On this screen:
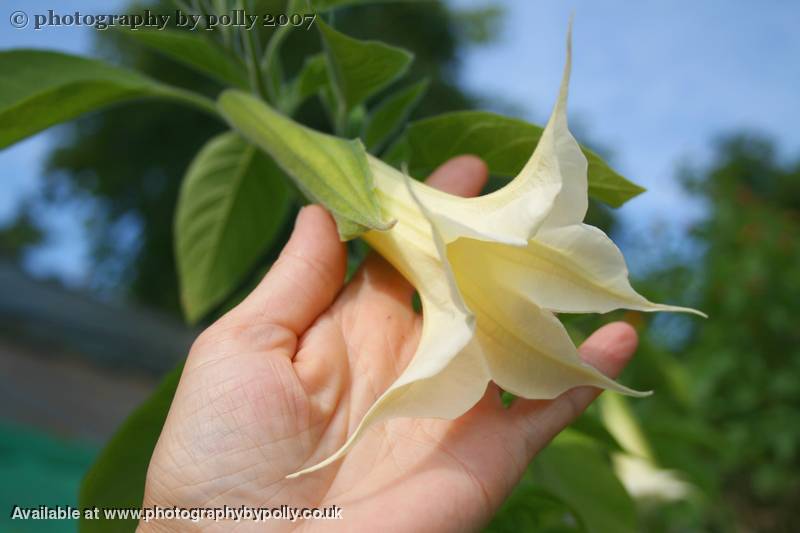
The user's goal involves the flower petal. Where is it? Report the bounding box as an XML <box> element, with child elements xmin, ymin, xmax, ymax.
<box><xmin>449</xmin><ymin>224</ymin><xmax>706</xmax><ymax>316</ymax></box>
<box><xmin>286</xmin><ymin>304</ymin><xmax>486</xmax><ymax>479</ymax></box>
<box><xmin>369</xmin><ymin>156</ymin><xmax>547</xmax><ymax>247</ymax></box>
<box><xmin>461</xmin><ymin>283</ymin><xmax>647</xmax><ymax>399</ymax></box>
<box><xmin>366</xmin><ymin>25</ymin><xmax>589</xmax><ymax>247</ymax></box>
<box><xmin>532</xmin><ymin>22</ymin><xmax>589</xmax><ymax>230</ymax></box>
<box><xmin>288</xmin><ymin>175</ymin><xmax>485</xmax><ymax>478</ymax></box>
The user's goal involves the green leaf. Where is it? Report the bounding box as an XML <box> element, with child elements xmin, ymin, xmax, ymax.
<box><xmin>394</xmin><ymin>111</ymin><xmax>645</xmax><ymax>207</ymax></box>
<box><xmin>118</xmin><ymin>29</ymin><xmax>249</xmax><ymax>89</ymax></box>
<box><xmin>218</xmin><ymin>90</ymin><xmax>393</xmax><ymax>240</ymax></box>
<box><xmin>317</xmin><ymin>19</ymin><xmax>413</xmax><ymax>112</ymax></box>
<box><xmin>533</xmin><ymin>429</ymin><xmax>637</xmax><ymax>533</ymax></box>
<box><xmin>570</xmin><ymin>409</ymin><xmax>624</xmax><ymax>452</ymax></box>
<box><xmin>0</xmin><ymin>50</ymin><xmax>216</xmax><ymax>149</ymax></box>
<box><xmin>282</xmin><ymin>53</ymin><xmax>329</xmax><ymax>113</ymax></box>
<box><xmin>363</xmin><ymin>79</ymin><xmax>428</xmax><ymax>153</ymax></box>
<box><xmin>79</xmin><ymin>365</ymin><xmax>182</xmax><ymax>533</ymax></box>
<box><xmin>175</xmin><ymin>132</ymin><xmax>292</xmax><ymax>323</ymax></box>
<box><xmin>583</xmin><ymin>154</ymin><xmax>647</xmax><ymax>209</ymax></box>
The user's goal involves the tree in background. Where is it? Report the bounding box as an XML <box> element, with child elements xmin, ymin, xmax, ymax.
<box><xmin>614</xmin><ymin>134</ymin><xmax>800</xmax><ymax>533</ymax></box>
<box><xmin>0</xmin><ymin>211</ymin><xmax>43</xmax><ymax>262</ymax></box>
<box><xmin>681</xmin><ymin>135</ymin><xmax>799</xmax><ymax>531</ymax></box>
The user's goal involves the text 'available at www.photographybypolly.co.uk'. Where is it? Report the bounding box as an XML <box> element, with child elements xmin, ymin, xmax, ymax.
<box><xmin>10</xmin><ymin>504</ymin><xmax>343</xmax><ymax>523</ymax></box>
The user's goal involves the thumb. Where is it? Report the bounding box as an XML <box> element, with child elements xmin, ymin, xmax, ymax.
<box><xmin>232</xmin><ymin>205</ymin><xmax>347</xmax><ymax>335</ymax></box>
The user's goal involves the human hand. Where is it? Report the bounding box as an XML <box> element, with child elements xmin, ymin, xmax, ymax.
<box><xmin>140</xmin><ymin>156</ymin><xmax>639</xmax><ymax>532</ymax></box>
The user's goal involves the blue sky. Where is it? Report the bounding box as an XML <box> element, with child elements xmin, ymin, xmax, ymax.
<box><xmin>1</xmin><ymin>0</ymin><xmax>799</xmax><ymax>285</ymax></box>
<box><xmin>1</xmin><ymin>0</ymin><xmax>129</xmax><ymax>283</ymax></box>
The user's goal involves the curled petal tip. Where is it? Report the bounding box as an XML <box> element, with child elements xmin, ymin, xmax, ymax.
<box><xmin>654</xmin><ymin>304</ymin><xmax>708</xmax><ymax>319</ymax></box>
<box><xmin>566</xmin><ymin>14</ymin><xmax>574</xmax><ymax>54</ymax></box>
<box><xmin>286</xmin><ymin>447</ymin><xmax>348</xmax><ymax>479</ymax></box>
<box><xmin>687</xmin><ymin>309</ymin><xmax>709</xmax><ymax>319</ymax></box>
<box><xmin>558</xmin><ymin>17</ymin><xmax>573</xmax><ymax>109</ymax></box>
<box><xmin>609</xmin><ymin>381</ymin><xmax>652</xmax><ymax>398</ymax></box>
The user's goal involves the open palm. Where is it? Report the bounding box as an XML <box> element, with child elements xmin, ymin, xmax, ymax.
<box><xmin>141</xmin><ymin>156</ymin><xmax>638</xmax><ymax>532</ymax></box>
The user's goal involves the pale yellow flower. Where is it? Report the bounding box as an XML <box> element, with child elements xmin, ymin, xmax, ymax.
<box><xmin>288</xmin><ymin>34</ymin><xmax>703</xmax><ymax>478</ymax></box>
<box><xmin>600</xmin><ymin>394</ymin><xmax>694</xmax><ymax>502</ymax></box>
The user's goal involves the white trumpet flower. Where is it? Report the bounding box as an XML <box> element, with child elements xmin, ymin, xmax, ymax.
<box><xmin>288</xmin><ymin>33</ymin><xmax>703</xmax><ymax>478</ymax></box>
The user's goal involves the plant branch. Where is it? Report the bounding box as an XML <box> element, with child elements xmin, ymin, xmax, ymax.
<box><xmin>262</xmin><ymin>25</ymin><xmax>292</xmax><ymax>103</ymax></box>
<box><xmin>154</xmin><ymin>85</ymin><xmax>220</xmax><ymax>117</ymax></box>
<box><xmin>238</xmin><ymin>2</ymin><xmax>268</xmax><ymax>101</ymax></box>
